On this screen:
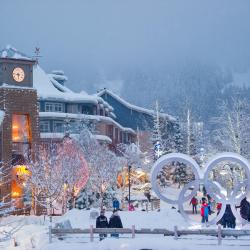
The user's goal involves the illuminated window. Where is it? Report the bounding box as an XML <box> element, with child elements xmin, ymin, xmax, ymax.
<box><xmin>12</xmin><ymin>114</ymin><xmax>31</xmax><ymax>143</ymax></box>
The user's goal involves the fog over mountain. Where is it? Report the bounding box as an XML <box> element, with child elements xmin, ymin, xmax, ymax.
<box><xmin>1</xmin><ymin>0</ymin><xmax>250</xmax><ymax>120</ymax></box>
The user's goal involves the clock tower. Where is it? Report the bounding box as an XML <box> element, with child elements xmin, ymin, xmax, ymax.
<box><xmin>0</xmin><ymin>46</ymin><xmax>34</xmax><ymax>88</ymax></box>
<box><xmin>0</xmin><ymin>46</ymin><xmax>40</xmax><ymax>209</ymax></box>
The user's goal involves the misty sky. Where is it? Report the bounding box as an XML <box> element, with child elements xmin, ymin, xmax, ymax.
<box><xmin>1</xmin><ymin>0</ymin><xmax>250</xmax><ymax>93</ymax></box>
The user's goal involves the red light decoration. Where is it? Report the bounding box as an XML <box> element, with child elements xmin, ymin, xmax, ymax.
<box><xmin>59</xmin><ymin>137</ymin><xmax>89</xmax><ymax>196</ymax></box>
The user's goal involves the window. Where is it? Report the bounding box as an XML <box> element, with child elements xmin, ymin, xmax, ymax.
<box><xmin>53</xmin><ymin>121</ymin><xmax>64</xmax><ymax>133</ymax></box>
<box><xmin>115</xmin><ymin>128</ymin><xmax>119</xmax><ymax>141</ymax></box>
<box><xmin>106</xmin><ymin>125</ymin><xmax>113</xmax><ymax>139</ymax></box>
<box><xmin>45</xmin><ymin>102</ymin><xmax>63</xmax><ymax>112</ymax></box>
<box><xmin>45</xmin><ymin>103</ymin><xmax>53</xmax><ymax>112</ymax></box>
<box><xmin>70</xmin><ymin>121</ymin><xmax>78</xmax><ymax>133</ymax></box>
<box><xmin>54</xmin><ymin>103</ymin><xmax>63</xmax><ymax>112</ymax></box>
<box><xmin>40</xmin><ymin>121</ymin><xmax>50</xmax><ymax>132</ymax></box>
<box><xmin>67</xmin><ymin>104</ymin><xmax>78</xmax><ymax>113</ymax></box>
<box><xmin>124</xmin><ymin>133</ymin><xmax>129</xmax><ymax>143</ymax></box>
<box><xmin>82</xmin><ymin>106</ymin><xmax>92</xmax><ymax>115</ymax></box>
<box><xmin>12</xmin><ymin>114</ymin><xmax>31</xmax><ymax>143</ymax></box>
<box><xmin>119</xmin><ymin>131</ymin><xmax>123</xmax><ymax>143</ymax></box>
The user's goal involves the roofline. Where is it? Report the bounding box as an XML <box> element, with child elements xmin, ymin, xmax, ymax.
<box><xmin>0</xmin><ymin>57</ymin><xmax>36</xmax><ymax>64</ymax></box>
<box><xmin>96</xmin><ymin>89</ymin><xmax>176</xmax><ymax>121</ymax></box>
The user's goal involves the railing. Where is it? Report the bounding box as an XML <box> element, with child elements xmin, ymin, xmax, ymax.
<box><xmin>50</xmin><ymin>225</ymin><xmax>250</xmax><ymax>245</ymax></box>
<box><xmin>127</xmin><ymin>198</ymin><xmax>160</xmax><ymax>211</ymax></box>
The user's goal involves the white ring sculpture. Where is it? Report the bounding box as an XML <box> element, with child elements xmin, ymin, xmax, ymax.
<box><xmin>151</xmin><ymin>152</ymin><xmax>250</xmax><ymax>225</ymax></box>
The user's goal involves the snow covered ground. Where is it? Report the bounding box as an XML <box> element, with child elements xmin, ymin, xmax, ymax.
<box><xmin>2</xmin><ymin>203</ymin><xmax>250</xmax><ymax>250</ymax></box>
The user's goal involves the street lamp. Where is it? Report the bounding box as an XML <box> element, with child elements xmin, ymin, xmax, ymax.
<box><xmin>128</xmin><ymin>165</ymin><xmax>132</xmax><ymax>207</ymax></box>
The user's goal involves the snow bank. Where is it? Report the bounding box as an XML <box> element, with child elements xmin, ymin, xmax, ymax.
<box><xmin>3</xmin><ymin>207</ymin><xmax>250</xmax><ymax>250</ymax></box>
<box><xmin>55</xmin><ymin>205</ymin><xmax>185</xmax><ymax>230</ymax></box>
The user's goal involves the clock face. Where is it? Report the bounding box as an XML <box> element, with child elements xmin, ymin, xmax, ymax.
<box><xmin>12</xmin><ymin>67</ymin><xmax>25</xmax><ymax>82</ymax></box>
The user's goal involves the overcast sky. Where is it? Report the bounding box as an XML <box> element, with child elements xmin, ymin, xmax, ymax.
<box><xmin>1</xmin><ymin>0</ymin><xmax>250</xmax><ymax>92</ymax></box>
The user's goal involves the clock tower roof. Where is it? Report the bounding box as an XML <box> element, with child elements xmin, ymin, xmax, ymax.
<box><xmin>0</xmin><ymin>45</ymin><xmax>33</xmax><ymax>61</ymax></box>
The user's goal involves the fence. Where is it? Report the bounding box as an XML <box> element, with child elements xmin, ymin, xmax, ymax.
<box><xmin>50</xmin><ymin>225</ymin><xmax>250</xmax><ymax>245</ymax></box>
<box><xmin>131</xmin><ymin>198</ymin><xmax>160</xmax><ymax>211</ymax></box>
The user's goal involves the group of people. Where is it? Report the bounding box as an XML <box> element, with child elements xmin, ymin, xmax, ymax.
<box><xmin>96</xmin><ymin>209</ymin><xmax>123</xmax><ymax>240</ymax></box>
<box><xmin>190</xmin><ymin>196</ymin><xmax>232</xmax><ymax>225</ymax></box>
<box><xmin>190</xmin><ymin>195</ymin><xmax>250</xmax><ymax>227</ymax></box>
<box><xmin>190</xmin><ymin>196</ymin><xmax>213</xmax><ymax>219</ymax></box>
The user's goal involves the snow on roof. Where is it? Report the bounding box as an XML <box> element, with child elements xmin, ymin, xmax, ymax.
<box><xmin>51</xmin><ymin>70</ymin><xmax>65</xmax><ymax>75</ymax></box>
<box><xmin>49</xmin><ymin>73</ymin><xmax>68</xmax><ymax>83</ymax></box>
<box><xmin>96</xmin><ymin>89</ymin><xmax>176</xmax><ymax>121</ymax></box>
<box><xmin>99</xmin><ymin>115</ymin><xmax>135</xmax><ymax>134</ymax></box>
<box><xmin>0</xmin><ymin>45</ymin><xmax>33</xmax><ymax>61</ymax></box>
<box><xmin>33</xmin><ymin>65</ymin><xmax>114</xmax><ymax>112</ymax></box>
<box><xmin>110</xmin><ymin>112</ymin><xmax>117</xmax><ymax>119</ymax></box>
<box><xmin>48</xmin><ymin>75</ymin><xmax>73</xmax><ymax>93</ymax></box>
<box><xmin>0</xmin><ymin>110</ymin><xmax>5</xmax><ymax>125</ymax></box>
<box><xmin>33</xmin><ymin>65</ymin><xmax>99</xmax><ymax>104</ymax></box>
<box><xmin>0</xmin><ymin>83</ymin><xmax>34</xmax><ymax>90</ymax></box>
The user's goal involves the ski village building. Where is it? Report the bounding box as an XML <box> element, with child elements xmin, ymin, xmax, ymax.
<box><xmin>0</xmin><ymin>46</ymin><xmax>176</xmax><ymax>211</ymax></box>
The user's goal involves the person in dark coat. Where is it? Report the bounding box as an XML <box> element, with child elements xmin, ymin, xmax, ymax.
<box><xmin>144</xmin><ymin>190</ymin><xmax>151</xmax><ymax>202</ymax></box>
<box><xmin>236</xmin><ymin>197</ymin><xmax>250</xmax><ymax>221</ymax></box>
<box><xmin>96</xmin><ymin>210</ymin><xmax>109</xmax><ymax>240</ymax></box>
<box><xmin>221</xmin><ymin>205</ymin><xmax>236</xmax><ymax>228</ymax></box>
<box><xmin>109</xmin><ymin>209</ymin><xmax>123</xmax><ymax>238</ymax></box>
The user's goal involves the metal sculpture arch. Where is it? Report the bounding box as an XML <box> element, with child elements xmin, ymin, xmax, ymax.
<box><xmin>151</xmin><ymin>152</ymin><xmax>250</xmax><ymax>226</ymax></box>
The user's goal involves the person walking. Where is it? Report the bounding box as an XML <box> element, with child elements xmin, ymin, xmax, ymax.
<box><xmin>144</xmin><ymin>190</ymin><xmax>151</xmax><ymax>202</ymax></box>
<box><xmin>113</xmin><ymin>198</ymin><xmax>120</xmax><ymax>210</ymax></box>
<box><xmin>96</xmin><ymin>210</ymin><xmax>109</xmax><ymax>241</ymax></box>
<box><xmin>190</xmin><ymin>196</ymin><xmax>198</xmax><ymax>214</ymax></box>
<box><xmin>109</xmin><ymin>209</ymin><xmax>123</xmax><ymax>238</ymax></box>
<box><xmin>201</xmin><ymin>198</ymin><xmax>209</xmax><ymax>224</ymax></box>
<box><xmin>221</xmin><ymin>205</ymin><xmax>236</xmax><ymax>228</ymax></box>
<box><xmin>216</xmin><ymin>203</ymin><xmax>222</xmax><ymax>215</ymax></box>
<box><xmin>216</xmin><ymin>202</ymin><xmax>223</xmax><ymax>225</ymax></box>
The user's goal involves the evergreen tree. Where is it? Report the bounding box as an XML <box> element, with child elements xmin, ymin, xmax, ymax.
<box><xmin>151</xmin><ymin>100</ymin><xmax>164</xmax><ymax>160</ymax></box>
<box><xmin>151</xmin><ymin>100</ymin><xmax>163</xmax><ymax>145</ymax></box>
<box><xmin>172</xmin><ymin>121</ymin><xmax>184</xmax><ymax>153</ymax></box>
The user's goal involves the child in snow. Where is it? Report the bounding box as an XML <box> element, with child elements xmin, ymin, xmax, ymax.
<box><xmin>201</xmin><ymin>198</ymin><xmax>209</xmax><ymax>223</ymax></box>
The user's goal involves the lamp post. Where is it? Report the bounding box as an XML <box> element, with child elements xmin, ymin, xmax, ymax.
<box><xmin>128</xmin><ymin>165</ymin><xmax>132</xmax><ymax>207</ymax></box>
